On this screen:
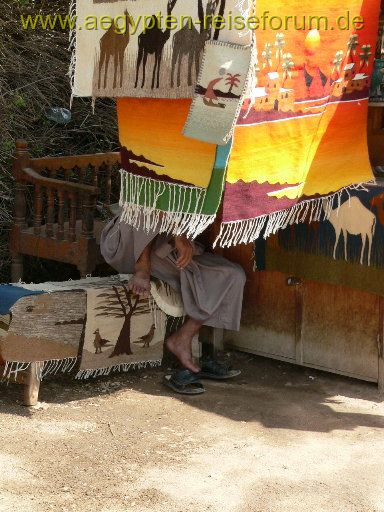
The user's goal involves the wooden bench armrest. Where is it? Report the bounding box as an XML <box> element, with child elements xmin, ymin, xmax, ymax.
<box><xmin>30</xmin><ymin>152</ymin><xmax>121</xmax><ymax>171</ymax></box>
<box><xmin>21</xmin><ymin>167</ymin><xmax>99</xmax><ymax>196</ymax></box>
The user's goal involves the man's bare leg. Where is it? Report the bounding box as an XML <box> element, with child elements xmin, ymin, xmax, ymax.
<box><xmin>166</xmin><ymin>318</ymin><xmax>202</xmax><ymax>373</ymax></box>
<box><xmin>127</xmin><ymin>242</ymin><xmax>152</xmax><ymax>297</ymax></box>
<box><xmin>129</xmin><ymin>235</ymin><xmax>200</xmax><ymax>372</ymax></box>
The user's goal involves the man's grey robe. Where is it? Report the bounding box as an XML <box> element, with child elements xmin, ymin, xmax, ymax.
<box><xmin>100</xmin><ymin>215</ymin><xmax>246</xmax><ymax>331</ymax></box>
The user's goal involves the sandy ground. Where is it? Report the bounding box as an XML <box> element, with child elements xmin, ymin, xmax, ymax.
<box><xmin>1</xmin><ymin>352</ymin><xmax>384</xmax><ymax>512</ymax></box>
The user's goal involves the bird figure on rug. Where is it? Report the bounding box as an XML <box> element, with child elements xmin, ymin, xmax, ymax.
<box><xmin>134</xmin><ymin>324</ymin><xmax>156</xmax><ymax>348</ymax></box>
<box><xmin>93</xmin><ymin>328</ymin><xmax>112</xmax><ymax>354</ymax></box>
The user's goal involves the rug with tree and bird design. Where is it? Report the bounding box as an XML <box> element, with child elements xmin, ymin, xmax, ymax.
<box><xmin>0</xmin><ymin>276</ymin><xmax>184</xmax><ymax>382</ymax></box>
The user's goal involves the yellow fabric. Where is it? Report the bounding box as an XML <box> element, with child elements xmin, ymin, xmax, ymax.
<box><xmin>117</xmin><ymin>98</ymin><xmax>217</xmax><ymax>188</ymax></box>
<box><xmin>226</xmin><ymin>0</ymin><xmax>378</xmax><ymax>197</ymax></box>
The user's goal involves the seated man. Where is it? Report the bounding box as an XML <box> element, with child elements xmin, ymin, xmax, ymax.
<box><xmin>100</xmin><ymin>214</ymin><xmax>246</xmax><ymax>380</ymax></box>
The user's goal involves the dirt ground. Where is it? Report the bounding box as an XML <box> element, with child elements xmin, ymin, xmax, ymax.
<box><xmin>1</xmin><ymin>352</ymin><xmax>384</xmax><ymax>512</ymax></box>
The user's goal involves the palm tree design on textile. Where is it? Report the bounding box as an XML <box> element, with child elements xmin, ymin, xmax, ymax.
<box><xmin>346</xmin><ymin>34</ymin><xmax>359</xmax><ymax>63</ymax></box>
<box><xmin>282</xmin><ymin>53</ymin><xmax>294</xmax><ymax>86</ymax></box>
<box><xmin>241</xmin><ymin>29</ymin><xmax>375</xmax><ymax>124</ymax></box>
<box><xmin>332</xmin><ymin>50</ymin><xmax>344</xmax><ymax>77</ymax></box>
<box><xmin>275</xmin><ymin>33</ymin><xmax>285</xmax><ymax>68</ymax></box>
<box><xmin>331</xmin><ymin>35</ymin><xmax>372</xmax><ymax>98</ymax></box>
<box><xmin>359</xmin><ymin>44</ymin><xmax>372</xmax><ymax>71</ymax></box>
<box><xmin>95</xmin><ymin>285</ymin><xmax>151</xmax><ymax>358</ymax></box>
<box><xmin>226</xmin><ymin>73</ymin><xmax>241</xmax><ymax>93</ymax></box>
<box><xmin>261</xmin><ymin>43</ymin><xmax>273</xmax><ymax>71</ymax></box>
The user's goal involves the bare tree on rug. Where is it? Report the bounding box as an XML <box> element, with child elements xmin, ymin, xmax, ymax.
<box><xmin>95</xmin><ymin>286</ymin><xmax>150</xmax><ymax>357</ymax></box>
<box><xmin>135</xmin><ymin>0</ymin><xmax>178</xmax><ymax>89</ymax></box>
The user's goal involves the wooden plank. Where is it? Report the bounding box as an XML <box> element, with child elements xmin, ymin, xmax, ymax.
<box><xmin>294</xmin><ymin>281</ymin><xmax>304</xmax><ymax>364</ymax></box>
<box><xmin>23</xmin><ymin>363</ymin><xmax>43</xmax><ymax>407</ymax></box>
<box><xmin>378</xmin><ymin>297</ymin><xmax>384</xmax><ymax>393</ymax></box>
<box><xmin>301</xmin><ymin>281</ymin><xmax>379</xmax><ymax>381</ymax></box>
<box><xmin>239</xmin><ymin>271</ymin><xmax>296</xmax><ymax>359</ymax></box>
<box><xmin>31</xmin><ymin>152</ymin><xmax>120</xmax><ymax>171</ymax></box>
<box><xmin>199</xmin><ymin>326</ymin><xmax>224</xmax><ymax>355</ymax></box>
<box><xmin>221</xmin><ymin>245</ymin><xmax>296</xmax><ymax>359</ymax></box>
<box><xmin>224</xmin><ymin>345</ymin><xmax>378</xmax><ymax>383</ymax></box>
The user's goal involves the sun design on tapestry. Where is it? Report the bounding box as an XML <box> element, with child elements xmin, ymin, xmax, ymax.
<box><xmin>240</xmin><ymin>30</ymin><xmax>373</xmax><ymax>125</ymax></box>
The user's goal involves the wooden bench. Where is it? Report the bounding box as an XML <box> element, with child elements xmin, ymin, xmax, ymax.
<box><xmin>10</xmin><ymin>140</ymin><xmax>121</xmax><ymax>281</ymax></box>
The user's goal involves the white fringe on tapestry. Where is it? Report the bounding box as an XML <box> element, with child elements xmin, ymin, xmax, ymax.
<box><xmin>75</xmin><ymin>360</ymin><xmax>162</xmax><ymax>380</ymax></box>
<box><xmin>68</xmin><ymin>0</ymin><xmax>77</xmax><ymax>108</ymax></box>
<box><xmin>2</xmin><ymin>357</ymin><xmax>78</xmax><ymax>383</ymax></box>
<box><xmin>119</xmin><ymin>170</ymin><xmax>217</xmax><ymax>239</ymax></box>
<box><xmin>214</xmin><ymin>181</ymin><xmax>376</xmax><ymax>248</ymax></box>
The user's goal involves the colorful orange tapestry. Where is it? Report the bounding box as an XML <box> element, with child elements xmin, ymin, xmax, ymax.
<box><xmin>110</xmin><ymin>0</ymin><xmax>381</xmax><ymax>245</ymax></box>
<box><xmin>216</xmin><ymin>0</ymin><xmax>381</xmax><ymax>245</ymax></box>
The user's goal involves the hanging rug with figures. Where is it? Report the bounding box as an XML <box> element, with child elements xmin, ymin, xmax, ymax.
<box><xmin>71</xmin><ymin>0</ymin><xmax>380</xmax><ymax>247</ymax></box>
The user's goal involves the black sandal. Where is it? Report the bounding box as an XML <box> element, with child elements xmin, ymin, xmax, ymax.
<box><xmin>163</xmin><ymin>369</ymin><xmax>205</xmax><ymax>395</ymax></box>
<box><xmin>196</xmin><ymin>358</ymin><xmax>241</xmax><ymax>380</ymax></box>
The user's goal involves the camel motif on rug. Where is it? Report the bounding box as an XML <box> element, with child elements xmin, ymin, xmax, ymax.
<box><xmin>71</xmin><ymin>0</ymin><xmax>253</xmax><ymax>99</ymax></box>
<box><xmin>277</xmin><ymin>185</ymin><xmax>384</xmax><ymax>269</ymax></box>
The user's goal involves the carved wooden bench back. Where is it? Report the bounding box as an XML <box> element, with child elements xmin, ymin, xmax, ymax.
<box><xmin>11</xmin><ymin>140</ymin><xmax>121</xmax><ymax>280</ymax></box>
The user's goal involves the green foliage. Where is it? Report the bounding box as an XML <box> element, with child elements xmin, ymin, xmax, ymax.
<box><xmin>0</xmin><ymin>0</ymin><xmax>119</xmax><ymax>283</ymax></box>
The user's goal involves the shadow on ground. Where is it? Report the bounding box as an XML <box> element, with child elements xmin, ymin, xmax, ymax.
<box><xmin>1</xmin><ymin>351</ymin><xmax>383</xmax><ymax>433</ymax></box>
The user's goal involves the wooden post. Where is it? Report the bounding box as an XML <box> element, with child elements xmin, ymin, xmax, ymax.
<box><xmin>81</xmin><ymin>194</ymin><xmax>95</xmax><ymax>239</ymax></box>
<box><xmin>199</xmin><ymin>326</ymin><xmax>224</xmax><ymax>357</ymax></box>
<box><xmin>33</xmin><ymin>184</ymin><xmax>43</xmax><ymax>235</ymax></box>
<box><xmin>11</xmin><ymin>140</ymin><xmax>30</xmax><ymax>282</ymax></box>
<box><xmin>13</xmin><ymin>140</ymin><xmax>29</xmax><ymax>225</ymax></box>
<box><xmin>11</xmin><ymin>255</ymin><xmax>24</xmax><ymax>283</ymax></box>
<box><xmin>46</xmin><ymin>188</ymin><xmax>54</xmax><ymax>238</ymax></box>
<box><xmin>23</xmin><ymin>363</ymin><xmax>43</xmax><ymax>406</ymax></box>
<box><xmin>68</xmin><ymin>193</ymin><xmax>77</xmax><ymax>242</ymax></box>
<box><xmin>57</xmin><ymin>190</ymin><xmax>65</xmax><ymax>240</ymax></box>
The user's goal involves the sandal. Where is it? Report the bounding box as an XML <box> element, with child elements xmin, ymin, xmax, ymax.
<box><xmin>196</xmin><ymin>358</ymin><xmax>241</xmax><ymax>380</ymax></box>
<box><xmin>163</xmin><ymin>369</ymin><xmax>205</xmax><ymax>395</ymax></box>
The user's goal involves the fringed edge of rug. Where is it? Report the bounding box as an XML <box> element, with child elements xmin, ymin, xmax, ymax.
<box><xmin>75</xmin><ymin>359</ymin><xmax>162</xmax><ymax>380</ymax></box>
<box><xmin>68</xmin><ymin>0</ymin><xmax>77</xmax><ymax>107</ymax></box>
<box><xmin>119</xmin><ymin>170</ymin><xmax>216</xmax><ymax>239</ymax></box>
<box><xmin>214</xmin><ymin>181</ymin><xmax>376</xmax><ymax>248</ymax></box>
<box><xmin>1</xmin><ymin>357</ymin><xmax>78</xmax><ymax>383</ymax></box>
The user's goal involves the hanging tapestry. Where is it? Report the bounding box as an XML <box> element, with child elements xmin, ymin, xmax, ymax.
<box><xmin>117</xmin><ymin>98</ymin><xmax>232</xmax><ymax>238</ymax></box>
<box><xmin>183</xmin><ymin>40</ymin><xmax>254</xmax><ymax>145</ymax></box>
<box><xmin>117</xmin><ymin>0</ymin><xmax>380</xmax><ymax>245</ymax></box>
<box><xmin>70</xmin><ymin>0</ymin><xmax>253</xmax><ymax>99</ymax></box>
<box><xmin>265</xmin><ymin>183</ymin><xmax>384</xmax><ymax>295</ymax></box>
<box><xmin>215</xmin><ymin>0</ymin><xmax>381</xmax><ymax>246</ymax></box>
